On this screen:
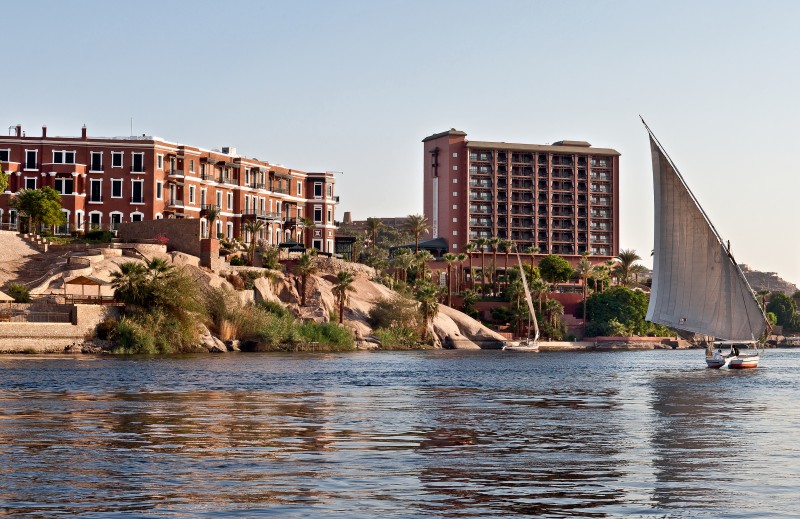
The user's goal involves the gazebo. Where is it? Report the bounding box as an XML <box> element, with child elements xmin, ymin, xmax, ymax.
<box><xmin>0</xmin><ymin>290</ymin><xmax>14</xmax><ymax>322</ymax></box>
<box><xmin>63</xmin><ymin>275</ymin><xmax>114</xmax><ymax>304</ymax></box>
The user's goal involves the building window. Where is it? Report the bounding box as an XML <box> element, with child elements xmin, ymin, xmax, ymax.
<box><xmin>157</xmin><ymin>154</ymin><xmax>164</xmax><ymax>170</ymax></box>
<box><xmin>111</xmin><ymin>179</ymin><xmax>123</xmax><ymax>198</ymax></box>
<box><xmin>216</xmin><ymin>191</ymin><xmax>222</xmax><ymax>208</ymax></box>
<box><xmin>132</xmin><ymin>153</ymin><xmax>145</xmax><ymax>173</ymax></box>
<box><xmin>453</xmin><ymin>178</ymin><xmax>458</xmax><ymax>184</ymax></box>
<box><xmin>131</xmin><ymin>180</ymin><xmax>144</xmax><ymax>204</ymax></box>
<box><xmin>452</xmin><ymin>152</ymin><xmax>458</xmax><ymax>158</ymax></box>
<box><xmin>54</xmin><ymin>178</ymin><xmax>74</xmax><ymax>195</ymax></box>
<box><xmin>90</xmin><ymin>152</ymin><xmax>103</xmax><ymax>172</ymax></box>
<box><xmin>52</xmin><ymin>151</ymin><xmax>76</xmax><ymax>164</ymax></box>
<box><xmin>156</xmin><ymin>181</ymin><xmax>163</xmax><ymax>200</ymax></box>
<box><xmin>112</xmin><ymin>152</ymin><xmax>123</xmax><ymax>168</ymax></box>
<box><xmin>327</xmin><ymin>184</ymin><xmax>332</xmax><ymax>198</ymax></box>
<box><xmin>0</xmin><ymin>149</ymin><xmax>9</xmax><ymax>162</ymax></box>
<box><xmin>452</xmin><ymin>243</ymin><xmax>458</xmax><ymax>249</ymax></box>
<box><xmin>90</xmin><ymin>179</ymin><xmax>102</xmax><ymax>202</ymax></box>
<box><xmin>227</xmin><ymin>193</ymin><xmax>233</xmax><ymax>210</ymax></box>
<box><xmin>200</xmin><ymin>188</ymin><xmax>206</xmax><ymax>206</ymax></box>
<box><xmin>452</xmin><ymin>217</ymin><xmax>458</xmax><ymax>222</ymax></box>
<box><xmin>297</xmin><ymin>181</ymin><xmax>302</xmax><ymax>196</ymax></box>
<box><xmin>453</xmin><ymin>204</ymin><xmax>458</xmax><ymax>209</ymax></box>
<box><xmin>313</xmin><ymin>206</ymin><xmax>323</xmax><ymax>223</ymax></box>
<box><xmin>24</xmin><ymin>177</ymin><xmax>37</xmax><ymax>190</ymax></box>
<box><xmin>453</xmin><ymin>230</ymin><xmax>458</xmax><ymax>235</ymax></box>
<box><xmin>453</xmin><ymin>191</ymin><xmax>458</xmax><ymax>196</ymax></box>
<box><xmin>226</xmin><ymin>222</ymin><xmax>233</xmax><ymax>240</ymax></box>
<box><xmin>24</xmin><ymin>150</ymin><xmax>38</xmax><ymax>170</ymax></box>
<box><xmin>453</xmin><ymin>165</ymin><xmax>458</xmax><ymax>171</ymax></box>
<box><xmin>110</xmin><ymin>212</ymin><xmax>123</xmax><ymax>231</ymax></box>
<box><xmin>314</xmin><ymin>183</ymin><xmax>323</xmax><ymax>198</ymax></box>
<box><xmin>131</xmin><ymin>212</ymin><xmax>143</xmax><ymax>222</ymax></box>
<box><xmin>89</xmin><ymin>211</ymin><xmax>102</xmax><ymax>229</ymax></box>
<box><xmin>327</xmin><ymin>207</ymin><xmax>332</xmax><ymax>222</ymax></box>
<box><xmin>189</xmin><ymin>186</ymin><xmax>196</xmax><ymax>204</ymax></box>
<box><xmin>189</xmin><ymin>160</ymin><xmax>195</xmax><ymax>173</ymax></box>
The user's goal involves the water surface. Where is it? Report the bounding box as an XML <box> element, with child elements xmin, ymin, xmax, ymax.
<box><xmin>1</xmin><ymin>349</ymin><xmax>799</xmax><ymax>518</ymax></box>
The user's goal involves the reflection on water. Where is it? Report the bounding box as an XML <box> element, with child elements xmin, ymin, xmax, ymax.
<box><xmin>1</xmin><ymin>350</ymin><xmax>800</xmax><ymax>517</ymax></box>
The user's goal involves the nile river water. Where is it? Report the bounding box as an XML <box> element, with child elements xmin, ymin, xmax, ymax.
<box><xmin>1</xmin><ymin>349</ymin><xmax>800</xmax><ymax>518</ymax></box>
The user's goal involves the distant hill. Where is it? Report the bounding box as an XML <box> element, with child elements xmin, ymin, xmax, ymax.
<box><xmin>739</xmin><ymin>265</ymin><xmax>798</xmax><ymax>295</ymax></box>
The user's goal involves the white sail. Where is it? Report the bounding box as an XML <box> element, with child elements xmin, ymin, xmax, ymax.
<box><xmin>517</xmin><ymin>254</ymin><xmax>540</xmax><ymax>342</ymax></box>
<box><xmin>646</xmin><ymin>131</ymin><xmax>766</xmax><ymax>341</ymax></box>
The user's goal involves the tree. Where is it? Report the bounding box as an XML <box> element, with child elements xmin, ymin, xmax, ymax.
<box><xmin>414</xmin><ymin>281</ymin><xmax>442</xmax><ymax>342</ymax></box>
<box><xmin>391</xmin><ymin>247</ymin><xmax>414</xmax><ymax>284</ymax></box>
<box><xmin>538</xmin><ymin>254</ymin><xmax>574</xmax><ymax>294</ymax></box>
<box><xmin>501</xmin><ymin>239</ymin><xmax>515</xmax><ymax>291</ymax></box>
<box><xmin>405</xmin><ymin>214</ymin><xmax>429</xmax><ymax>253</ymax></box>
<box><xmin>488</xmin><ymin>237</ymin><xmax>501</xmax><ymax>295</ymax></box>
<box><xmin>463</xmin><ymin>242</ymin><xmax>476</xmax><ymax>290</ymax></box>
<box><xmin>203</xmin><ymin>206</ymin><xmax>221</xmax><ymax>238</ymax></box>
<box><xmin>524</xmin><ymin>246</ymin><xmax>539</xmax><ymax>279</ymax></box>
<box><xmin>293</xmin><ymin>253</ymin><xmax>318</xmax><ymax>306</ymax></box>
<box><xmin>442</xmin><ymin>253</ymin><xmax>457</xmax><ymax>306</ymax></box>
<box><xmin>300</xmin><ymin>218</ymin><xmax>316</xmax><ymax>248</ymax></box>
<box><xmin>455</xmin><ymin>253</ymin><xmax>467</xmax><ymax>292</ymax></box>
<box><xmin>630</xmin><ymin>264</ymin><xmax>648</xmax><ymax>285</ymax></box>
<box><xmin>12</xmin><ymin>187</ymin><xmax>65</xmax><ymax>234</ymax></box>
<box><xmin>575</xmin><ymin>253</ymin><xmax>595</xmax><ymax>337</ymax></box>
<box><xmin>243</xmin><ymin>219</ymin><xmax>265</xmax><ymax>265</ymax></box>
<box><xmin>584</xmin><ymin>286</ymin><xmax>662</xmax><ymax>337</ymax></box>
<box><xmin>365</xmin><ymin>218</ymin><xmax>383</xmax><ymax>251</ymax></box>
<box><xmin>414</xmin><ymin>250</ymin><xmax>435</xmax><ymax>282</ymax></box>
<box><xmin>332</xmin><ymin>270</ymin><xmax>356</xmax><ymax>324</ymax></box>
<box><xmin>544</xmin><ymin>298</ymin><xmax>565</xmax><ymax>337</ymax></box>
<box><xmin>613</xmin><ymin>249</ymin><xmax>642</xmax><ymax>287</ymax></box>
<box><xmin>0</xmin><ymin>162</ymin><xmax>8</xmax><ymax>194</ymax></box>
<box><xmin>475</xmin><ymin>237</ymin><xmax>488</xmax><ymax>294</ymax></box>
<box><xmin>530</xmin><ymin>277</ymin><xmax>548</xmax><ymax>313</ymax></box>
<box><xmin>766</xmin><ymin>292</ymin><xmax>799</xmax><ymax>332</ymax></box>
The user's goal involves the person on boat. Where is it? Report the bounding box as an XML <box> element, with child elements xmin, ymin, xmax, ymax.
<box><xmin>732</xmin><ymin>345</ymin><xmax>740</xmax><ymax>357</ymax></box>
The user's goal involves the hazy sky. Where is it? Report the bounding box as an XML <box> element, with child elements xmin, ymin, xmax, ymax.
<box><xmin>3</xmin><ymin>1</ymin><xmax>798</xmax><ymax>284</ymax></box>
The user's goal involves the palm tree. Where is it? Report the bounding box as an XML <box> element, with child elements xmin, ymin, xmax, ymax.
<box><xmin>455</xmin><ymin>252</ymin><xmax>467</xmax><ymax>292</ymax></box>
<box><xmin>442</xmin><ymin>252</ymin><xmax>457</xmax><ymax>306</ymax></box>
<box><xmin>501</xmin><ymin>239</ymin><xmax>515</xmax><ymax>292</ymax></box>
<box><xmin>365</xmin><ymin>217</ymin><xmax>382</xmax><ymax>251</ymax></box>
<box><xmin>203</xmin><ymin>206</ymin><xmax>221</xmax><ymax>239</ymax></box>
<box><xmin>415</xmin><ymin>281</ymin><xmax>442</xmax><ymax>342</ymax></box>
<box><xmin>405</xmin><ymin>214</ymin><xmax>429</xmax><ymax>253</ymax></box>
<box><xmin>392</xmin><ymin>248</ymin><xmax>414</xmax><ymax>284</ymax></box>
<box><xmin>545</xmin><ymin>298</ymin><xmax>565</xmax><ymax>336</ymax></box>
<box><xmin>575</xmin><ymin>253</ymin><xmax>594</xmax><ymax>337</ymax></box>
<box><xmin>630</xmin><ymin>264</ymin><xmax>648</xmax><ymax>286</ymax></box>
<box><xmin>110</xmin><ymin>262</ymin><xmax>148</xmax><ymax>306</ymax></box>
<box><xmin>332</xmin><ymin>270</ymin><xmax>356</xmax><ymax>324</ymax></box>
<box><xmin>415</xmin><ymin>250</ymin><xmax>435</xmax><ymax>282</ymax></box>
<box><xmin>462</xmin><ymin>242</ymin><xmax>476</xmax><ymax>290</ymax></box>
<box><xmin>488</xmin><ymin>237</ymin><xmax>501</xmax><ymax>295</ymax></box>
<box><xmin>613</xmin><ymin>249</ymin><xmax>641</xmax><ymax>286</ymax></box>
<box><xmin>292</xmin><ymin>253</ymin><xmax>318</xmax><ymax>306</ymax></box>
<box><xmin>475</xmin><ymin>237</ymin><xmax>488</xmax><ymax>294</ymax></box>
<box><xmin>524</xmin><ymin>246</ymin><xmax>539</xmax><ymax>277</ymax></box>
<box><xmin>530</xmin><ymin>277</ymin><xmax>548</xmax><ymax>313</ymax></box>
<box><xmin>243</xmin><ymin>220</ymin><xmax>266</xmax><ymax>265</ymax></box>
<box><xmin>299</xmin><ymin>218</ymin><xmax>315</xmax><ymax>248</ymax></box>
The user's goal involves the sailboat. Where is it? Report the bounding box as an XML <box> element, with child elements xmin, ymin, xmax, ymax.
<box><xmin>503</xmin><ymin>254</ymin><xmax>540</xmax><ymax>352</ymax></box>
<box><xmin>643</xmin><ymin>119</ymin><xmax>768</xmax><ymax>369</ymax></box>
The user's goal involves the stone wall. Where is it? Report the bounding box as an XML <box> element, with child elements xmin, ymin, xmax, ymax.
<box><xmin>119</xmin><ymin>219</ymin><xmax>202</xmax><ymax>258</ymax></box>
<box><xmin>0</xmin><ymin>304</ymin><xmax>119</xmax><ymax>353</ymax></box>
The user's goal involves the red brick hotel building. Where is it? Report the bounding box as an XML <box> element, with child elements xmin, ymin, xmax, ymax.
<box><xmin>423</xmin><ymin>129</ymin><xmax>620</xmax><ymax>261</ymax></box>
<box><xmin>0</xmin><ymin>125</ymin><xmax>339</xmax><ymax>253</ymax></box>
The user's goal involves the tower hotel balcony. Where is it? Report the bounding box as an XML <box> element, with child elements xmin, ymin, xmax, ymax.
<box><xmin>423</xmin><ymin>128</ymin><xmax>620</xmax><ymax>261</ymax></box>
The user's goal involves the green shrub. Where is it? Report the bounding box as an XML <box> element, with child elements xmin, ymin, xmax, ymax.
<box><xmin>258</xmin><ymin>299</ymin><xmax>289</xmax><ymax>317</ymax></box>
<box><xmin>229</xmin><ymin>255</ymin><xmax>247</xmax><ymax>266</ymax></box>
<box><xmin>369</xmin><ymin>294</ymin><xmax>418</xmax><ymax>330</ymax></box>
<box><xmin>239</xmin><ymin>270</ymin><xmax>263</xmax><ymax>289</ymax></box>
<box><xmin>85</xmin><ymin>229</ymin><xmax>113</xmax><ymax>242</ymax></box>
<box><xmin>297</xmin><ymin>321</ymin><xmax>354</xmax><ymax>350</ymax></box>
<box><xmin>7</xmin><ymin>283</ymin><xmax>30</xmax><ymax>303</ymax></box>
<box><xmin>261</xmin><ymin>246</ymin><xmax>281</xmax><ymax>270</ymax></box>
<box><xmin>95</xmin><ymin>318</ymin><xmax>118</xmax><ymax>340</ymax></box>
<box><xmin>373</xmin><ymin>326</ymin><xmax>419</xmax><ymax>349</ymax></box>
<box><xmin>114</xmin><ymin>317</ymin><xmax>157</xmax><ymax>354</ymax></box>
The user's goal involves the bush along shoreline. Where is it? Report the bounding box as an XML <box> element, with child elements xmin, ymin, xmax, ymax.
<box><xmin>89</xmin><ymin>260</ymin><xmax>355</xmax><ymax>355</ymax></box>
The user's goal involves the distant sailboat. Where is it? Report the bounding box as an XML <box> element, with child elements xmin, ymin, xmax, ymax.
<box><xmin>643</xmin><ymin>119</ymin><xmax>767</xmax><ymax>368</ymax></box>
<box><xmin>503</xmin><ymin>254</ymin><xmax>540</xmax><ymax>352</ymax></box>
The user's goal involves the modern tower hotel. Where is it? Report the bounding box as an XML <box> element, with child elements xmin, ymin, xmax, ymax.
<box><xmin>0</xmin><ymin>125</ymin><xmax>339</xmax><ymax>253</ymax></box>
<box><xmin>422</xmin><ymin>129</ymin><xmax>620</xmax><ymax>261</ymax></box>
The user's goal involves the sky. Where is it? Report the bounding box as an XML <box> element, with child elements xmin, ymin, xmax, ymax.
<box><xmin>3</xmin><ymin>0</ymin><xmax>798</xmax><ymax>285</ymax></box>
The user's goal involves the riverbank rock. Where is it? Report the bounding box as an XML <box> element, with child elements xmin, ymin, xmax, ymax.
<box><xmin>200</xmin><ymin>328</ymin><xmax>227</xmax><ymax>353</ymax></box>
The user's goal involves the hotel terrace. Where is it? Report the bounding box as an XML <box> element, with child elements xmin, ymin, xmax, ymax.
<box><xmin>422</xmin><ymin>129</ymin><xmax>620</xmax><ymax>263</ymax></box>
<box><xmin>0</xmin><ymin>125</ymin><xmax>339</xmax><ymax>253</ymax></box>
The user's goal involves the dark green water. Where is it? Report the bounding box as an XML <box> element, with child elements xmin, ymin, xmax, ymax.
<box><xmin>1</xmin><ymin>349</ymin><xmax>799</xmax><ymax>518</ymax></box>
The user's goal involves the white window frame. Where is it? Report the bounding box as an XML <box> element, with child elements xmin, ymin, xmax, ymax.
<box><xmin>453</xmin><ymin>165</ymin><xmax>458</xmax><ymax>171</ymax></box>
<box><xmin>156</xmin><ymin>154</ymin><xmax>164</xmax><ymax>170</ymax></box>
<box><xmin>111</xmin><ymin>178</ymin><xmax>123</xmax><ymax>199</ymax></box>
<box><xmin>89</xmin><ymin>179</ymin><xmax>103</xmax><ymax>203</ymax></box>
<box><xmin>88</xmin><ymin>210</ymin><xmax>103</xmax><ymax>229</ymax></box>
<box><xmin>75</xmin><ymin>210</ymin><xmax>84</xmax><ymax>231</ymax></box>
<box><xmin>24</xmin><ymin>177</ymin><xmax>37</xmax><ymax>190</ymax></box>
<box><xmin>227</xmin><ymin>192</ymin><xmax>233</xmax><ymax>210</ymax></box>
<box><xmin>90</xmin><ymin>151</ymin><xmax>103</xmax><ymax>172</ymax></box>
<box><xmin>216</xmin><ymin>191</ymin><xmax>222</xmax><ymax>207</ymax></box>
<box><xmin>189</xmin><ymin>159</ymin><xmax>195</xmax><ymax>173</ymax></box>
<box><xmin>109</xmin><ymin>211</ymin><xmax>123</xmax><ymax>231</ymax></box>
<box><xmin>156</xmin><ymin>181</ymin><xmax>163</xmax><ymax>200</ymax></box>
<box><xmin>297</xmin><ymin>181</ymin><xmax>302</xmax><ymax>196</ymax></box>
<box><xmin>452</xmin><ymin>217</ymin><xmax>458</xmax><ymax>222</ymax></box>
<box><xmin>226</xmin><ymin>222</ymin><xmax>233</xmax><ymax>240</ymax></box>
<box><xmin>327</xmin><ymin>207</ymin><xmax>332</xmax><ymax>222</ymax></box>
<box><xmin>452</xmin><ymin>152</ymin><xmax>458</xmax><ymax>158</ymax></box>
<box><xmin>131</xmin><ymin>152</ymin><xmax>145</xmax><ymax>173</ymax></box>
<box><xmin>0</xmin><ymin>148</ymin><xmax>10</xmax><ymax>163</ymax></box>
<box><xmin>24</xmin><ymin>149</ymin><xmax>38</xmax><ymax>171</ymax></box>
<box><xmin>327</xmin><ymin>184</ymin><xmax>332</xmax><ymax>198</ymax></box>
<box><xmin>111</xmin><ymin>152</ymin><xmax>123</xmax><ymax>168</ymax></box>
<box><xmin>155</xmin><ymin>212</ymin><xmax>163</xmax><ymax>220</ymax></box>
<box><xmin>314</xmin><ymin>182</ymin><xmax>323</xmax><ymax>199</ymax></box>
<box><xmin>453</xmin><ymin>204</ymin><xmax>458</xmax><ymax>209</ymax></box>
<box><xmin>130</xmin><ymin>211</ymin><xmax>144</xmax><ymax>222</ymax></box>
<box><xmin>453</xmin><ymin>178</ymin><xmax>458</xmax><ymax>184</ymax></box>
<box><xmin>54</xmin><ymin>177</ymin><xmax>74</xmax><ymax>195</ymax></box>
<box><xmin>189</xmin><ymin>185</ymin><xmax>196</xmax><ymax>205</ymax></box>
<box><xmin>131</xmin><ymin>179</ymin><xmax>145</xmax><ymax>204</ymax></box>
<box><xmin>52</xmin><ymin>150</ymin><xmax>76</xmax><ymax>165</ymax></box>
<box><xmin>313</xmin><ymin>205</ymin><xmax>323</xmax><ymax>223</ymax></box>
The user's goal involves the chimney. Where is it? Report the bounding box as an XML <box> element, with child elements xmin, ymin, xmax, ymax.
<box><xmin>15</xmin><ymin>124</ymin><xmax>21</xmax><ymax>137</ymax></box>
<box><xmin>81</xmin><ymin>125</ymin><xmax>87</xmax><ymax>139</ymax></box>
<box><xmin>42</xmin><ymin>126</ymin><xmax>47</xmax><ymax>138</ymax></box>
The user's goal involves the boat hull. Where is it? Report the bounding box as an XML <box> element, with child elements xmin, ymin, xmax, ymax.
<box><xmin>503</xmin><ymin>341</ymin><xmax>539</xmax><ymax>352</ymax></box>
<box><xmin>728</xmin><ymin>355</ymin><xmax>759</xmax><ymax>369</ymax></box>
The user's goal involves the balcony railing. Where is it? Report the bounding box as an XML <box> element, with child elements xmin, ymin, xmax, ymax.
<box><xmin>169</xmin><ymin>169</ymin><xmax>185</xmax><ymax>177</ymax></box>
<box><xmin>169</xmin><ymin>199</ymin><xmax>185</xmax><ymax>208</ymax></box>
<box><xmin>251</xmin><ymin>183</ymin><xmax>266</xmax><ymax>190</ymax></box>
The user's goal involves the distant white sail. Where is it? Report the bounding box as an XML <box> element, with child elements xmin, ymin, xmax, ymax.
<box><xmin>646</xmin><ymin>133</ymin><xmax>766</xmax><ymax>341</ymax></box>
<box><xmin>517</xmin><ymin>254</ymin><xmax>540</xmax><ymax>342</ymax></box>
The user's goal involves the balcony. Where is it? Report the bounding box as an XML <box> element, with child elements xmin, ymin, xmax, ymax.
<box><xmin>200</xmin><ymin>204</ymin><xmax>219</xmax><ymax>214</ymax></box>
<box><xmin>251</xmin><ymin>183</ymin><xmax>266</xmax><ymax>190</ymax></box>
<box><xmin>169</xmin><ymin>199</ymin><xmax>185</xmax><ymax>208</ymax></box>
<box><xmin>333</xmin><ymin>195</ymin><xmax>340</xmax><ymax>203</ymax></box>
<box><xmin>169</xmin><ymin>169</ymin><xmax>185</xmax><ymax>178</ymax></box>
<box><xmin>243</xmin><ymin>210</ymin><xmax>282</xmax><ymax>221</ymax></box>
<box><xmin>469</xmin><ymin>180</ymin><xmax>492</xmax><ymax>188</ymax></box>
<box><xmin>201</xmin><ymin>172</ymin><xmax>214</xmax><ymax>181</ymax></box>
<box><xmin>130</xmin><ymin>197</ymin><xmax>145</xmax><ymax>204</ymax></box>
<box><xmin>469</xmin><ymin>193</ymin><xmax>492</xmax><ymax>201</ymax></box>
<box><xmin>272</xmin><ymin>187</ymin><xmax>289</xmax><ymax>195</ymax></box>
